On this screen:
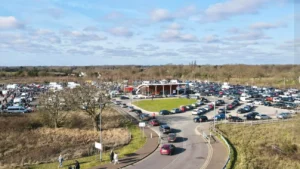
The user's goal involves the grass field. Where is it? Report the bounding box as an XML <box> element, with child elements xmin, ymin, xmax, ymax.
<box><xmin>29</xmin><ymin>125</ymin><xmax>146</xmax><ymax>169</ymax></box>
<box><xmin>217</xmin><ymin>117</ymin><xmax>300</xmax><ymax>169</ymax></box>
<box><xmin>133</xmin><ymin>98</ymin><xmax>197</xmax><ymax>112</ymax></box>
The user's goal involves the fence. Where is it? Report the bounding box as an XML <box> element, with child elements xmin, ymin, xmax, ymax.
<box><xmin>212</xmin><ymin>127</ymin><xmax>231</xmax><ymax>169</ymax></box>
<box><xmin>213</xmin><ymin>118</ymin><xmax>296</xmax><ymax>126</ymax></box>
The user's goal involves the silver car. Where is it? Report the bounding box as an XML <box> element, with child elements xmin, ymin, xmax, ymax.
<box><xmin>277</xmin><ymin>113</ymin><xmax>292</xmax><ymax>119</ymax></box>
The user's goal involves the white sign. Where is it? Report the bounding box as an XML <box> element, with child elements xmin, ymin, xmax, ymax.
<box><xmin>173</xmin><ymin>90</ymin><xmax>176</xmax><ymax>94</ymax></box>
<box><xmin>139</xmin><ymin>122</ymin><xmax>146</xmax><ymax>127</ymax></box>
<box><xmin>95</xmin><ymin>142</ymin><xmax>102</xmax><ymax>150</ymax></box>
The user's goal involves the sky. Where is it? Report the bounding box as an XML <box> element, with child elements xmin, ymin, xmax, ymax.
<box><xmin>0</xmin><ymin>0</ymin><xmax>299</xmax><ymax>66</ymax></box>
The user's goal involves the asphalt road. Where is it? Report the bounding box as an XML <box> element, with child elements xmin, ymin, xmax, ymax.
<box><xmin>118</xmin><ymin>99</ymin><xmax>209</xmax><ymax>169</ymax></box>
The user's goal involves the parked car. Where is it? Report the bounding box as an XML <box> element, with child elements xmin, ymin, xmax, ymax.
<box><xmin>277</xmin><ymin>112</ymin><xmax>292</xmax><ymax>119</ymax></box>
<box><xmin>244</xmin><ymin>112</ymin><xmax>259</xmax><ymax>120</ymax></box>
<box><xmin>214</xmin><ymin>113</ymin><xmax>226</xmax><ymax>120</ymax></box>
<box><xmin>133</xmin><ymin>109</ymin><xmax>142</xmax><ymax>115</ymax></box>
<box><xmin>226</xmin><ymin>104</ymin><xmax>234</xmax><ymax>110</ymax></box>
<box><xmin>167</xmin><ymin>133</ymin><xmax>177</xmax><ymax>142</ymax></box>
<box><xmin>193</xmin><ymin>116</ymin><xmax>208</xmax><ymax>123</ymax></box>
<box><xmin>159</xmin><ymin>110</ymin><xmax>171</xmax><ymax>115</ymax></box>
<box><xmin>227</xmin><ymin>116</ymin><xmax>244</xmax><ymax>122</ymax></box>
<box><xmin>139</xmin><ymin>113</ymin><xmax>151</xmax><ymax>121</ymax></box>
<box><xmin>128</xmin><ymin>106</ymin><xmax>135</xmax><ymax>112</ymax></box>
<box><xmin>149</xmin><ymin>119</ymin><xmax>160</xmax><ymax>126</ymax></box>
<box><xmin>218</xmin><ymin>108</ymin><xmax>228</xmax><ymax>114</ymax></box>
<box><xmin>159</xmin><ymin>125</ymin><xmax>171</xmax><ymax>134</ymax></box>
<box><xmin>5</xmin><ymin>106</ymin><xmax>29</xmax><ymax>113</ymax></box>
<box><xmin>253</xmin><ymin>99</ymin><xmax>263</xmax><ymax>105</ymax></box>
<box><xmin>171</xmin><ymin>108</ymin><xmax>181</xmax><ymax>114</ymax></box>
<box><xmin>121</xmin><ymin>103</ymin><xmax>127</xmax><ymax>108</ymax></box>
<box><xmin>179</xmin><ymin>105</ymin><xmax>187</xmax><ymax>112</ymax></box>
<box><xmin>192</xmin><ymin>108</ymin><xmax>207</xmax><ymax>115</ymax></box>
<box><xmin>160</xmin><ymin>144</ymin><xmax>176</xmax><ymax>155</ymax></box>
<box><xmin>255</xmin><ymin>114</ymin><xmax>271</xmax><ymax>120</ymax></box>
<box><xmin>120</xmin><ymin>96</ymin><xmax>130</xmax><ymax>100</ymax></box>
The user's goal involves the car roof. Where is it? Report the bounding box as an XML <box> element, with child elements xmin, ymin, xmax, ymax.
<box><xmin>161</xmin><ymin>125</ymin><xmax>170</xmax><ymax>127</ymax></box>
<box><xmin>162</xmin><ymin>144</ymin><xmax>172</xmax><ymax>148</ymax></box>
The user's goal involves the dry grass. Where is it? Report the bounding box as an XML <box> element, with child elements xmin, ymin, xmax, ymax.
<box><xmin>0</xmin><ymin>107</ymin><xmax>131</xmax><ymax>168</ymax></box>
<box><xmin>217</xmin><ymin>117</ymin><xmax>300</xmax><ymax>169</ymax></box>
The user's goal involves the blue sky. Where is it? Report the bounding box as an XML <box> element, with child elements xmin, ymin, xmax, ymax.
<box><xmin>0</xmin><ymin>0</ymin><xmax>298</xmax><ymax>66</ymax></box>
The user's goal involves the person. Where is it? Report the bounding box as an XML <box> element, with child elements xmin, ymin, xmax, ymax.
<box><xmin>114</xmin><ymin>152</ymin><xmax>119</xmax><ymax>165</ymax></box>
<box><xmin>68</xmin><ymin>165</ymin><xmax>73</xmax><ymax>169</ymax></box>
<box><xmin>152</xmin><ymin>112</ymin><xmax>156</xmax><ymax>119</ymax></box>
<box><xmin>74</xmin><ymin>160</ymin><xmax>80</xmax><ymax>169</ymax></box>
<box><xmin>110</xmin><ymin>150</ymin><xmax>114</xmax><ymax>163</ymax></box>
<box><xmin>58</xmin><ymin>154</ymin><xmax>64</xmax><ymax>168</ymax></box>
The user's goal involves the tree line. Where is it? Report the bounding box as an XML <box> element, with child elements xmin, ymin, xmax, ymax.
<box><xmin>1</xmin><ymin>64</ymin><xmax>300</xmax><ymax>88</ymax></box>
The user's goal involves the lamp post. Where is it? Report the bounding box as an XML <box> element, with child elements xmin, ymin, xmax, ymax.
<box><xmin>99</xmin><ymin>103</ymin><xmax>103</xmax><ymax>161</ymax></box>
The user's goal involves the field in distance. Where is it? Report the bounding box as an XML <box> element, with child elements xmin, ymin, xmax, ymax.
<box><xmin>133</xmin><ymin>98</ymin><xmax>197</xmax><ymax>112</ymax></box>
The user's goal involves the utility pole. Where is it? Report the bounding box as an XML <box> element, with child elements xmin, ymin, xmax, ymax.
<box><xmin>99</xmin><ymin>104</ymin><xmax>103</xmax><ymax>161</ymax></box>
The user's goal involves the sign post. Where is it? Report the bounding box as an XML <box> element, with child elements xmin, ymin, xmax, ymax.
<box><xmin>95</xmin><ymin>142</ymin><xmax>102</xmax><ymax>150</ymax></box>
<box><xmin>139</xmin><ymin>122</ymin><xmax>146</xmax><ymax>138</ymax></box>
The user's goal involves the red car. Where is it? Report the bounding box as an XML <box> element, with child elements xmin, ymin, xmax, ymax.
<box><xmin>149</xmin><ymin>119</ymin><xmax>159</xmax><ymax>126</ymax></box>
<box><xmin>160</xmin><ymin>144</ymin><xmax>176</xmax><ymax>155</ymax></box>
<box><xmin>179</xmin><ymin>106</ymin><xmax>187</xmax><ymax>112</ymax></box>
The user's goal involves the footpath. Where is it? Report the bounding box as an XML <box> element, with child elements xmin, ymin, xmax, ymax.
<box><xmin>90</xmin><ymin>127</ymin><xmax>159</xmax><ymax>169</ymax></box>
<box><xmin>197</xmin><ymin>122</ymin><xmax>229</xmax><ymax>169</ymax></box>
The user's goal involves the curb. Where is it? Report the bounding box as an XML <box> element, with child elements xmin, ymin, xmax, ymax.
<box><xmin>195</xmin><ymin>126</ymin><xmax>213</xmax><ymax>169</ymax></box>
<box><xmin>121</xmin><ymin>127</ymin><xmax>160</xmax><ymax>169</ymax></box>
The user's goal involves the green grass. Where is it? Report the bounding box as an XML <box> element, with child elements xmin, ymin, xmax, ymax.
<box><xmin>133</xmin><ymin>98</ymin><xmax>197</xmax><ymax>112</ymax></box>
<box><xmin>216</xmin><ymin>117</ymin><xmax>300</xmax><ymax>169</ymax></box>
<box><xmin>29</xmin><ymin>125</ymin><xmax>146</xmax><ymax>169</ymax></box>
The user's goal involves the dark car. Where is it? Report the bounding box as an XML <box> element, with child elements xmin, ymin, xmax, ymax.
<box><xmin>217</xmin><ymin>100</ymin><xmax>225</xmax><ymax>104</ymax></box>
<box><xmin>171</xmin><ymin>108</ymin><xmax>181</xmax><ymax>114</ymax></box>
<box><xmin>244</xmin><ymin>112</ymin><xmax>259</xmax><ymax>120</ymax></box>
<box><xmin>128</xmin><ymin>106</ymin><xmax>135</xmax><ymax>112</ymax></box>
<box><xmin>226</xmin><ymin>104</ymin><xmax>234</xmax><ymax>110</ymax></box>
<box><xmin>237</xmin><ymin>107</ymin><xmax>248</xmax><ymax>114</ymax></box>
<box><xmin>149</xmin><ymin>119</ymin><xmax>159</xmax><ymax>126</ymax></box>
<box><xmin>227</xmin><ymin>116</ymin><xmax>244</xmax><ymax>122</ymax></box>
<box><xmin>133</xmin><ymin>109</ymin><xmax>142</xmax><ymax>115</ymax></box>
<box><xmin>159</xmin><ymin>125</ymin><xmax>171</xmax><ymax>134</ymax></box>
<box><xmin>193</xmin><ymin>116</ymin><xmax>208</xmax><ymax>123</ymax></box>
<box><xmin>139</xmin><ymin>113</ymin><xmax>151</xmax><ymax>121</ymax></box>
<box><xmin>160</xmin><ymin>144</ymin><xmax>176</xmax><ymax>155</ymax></box>
<box><xmin>159</xmin><ymin>110</ymin><xmax>171</xmax><ymax>115</ymax></box>
<box><xmin>167</xmin><ymin>133</ymin><xmax>177</xmax><ymax>142</ymax></box>
<box><xmin>120</xmin><ymin>96</ymin><xmax>130</xmax><ymax>100</ymax></box>
<box><xmin>218</xmin><ymin>108</ymin><xmax>228</xmax><ymax>114</ymax></box>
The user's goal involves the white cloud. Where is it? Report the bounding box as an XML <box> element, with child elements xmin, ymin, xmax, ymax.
<box><xmin>137</xmin><ymin>44</ymin><xmax>159</xmax><ymax>51</ymax></box>
<box><xmin>168</xmin><ymin>23</ymin><xmax>183</xmax><ymax>30</ymax></box>
<box><xmin>226</xmin><ymin>31</ymin><xmax>271</xmax><ymax>41</ymax></box>
<box><xmin>200</xmin><ymin>0</ymin><xmax>270</xmax><ymax>22</ymax></box>
<box><xmin>250</xmin><ymin>22</ymin><xmax>286</xmax><ymax>30</ymax></box>
<box><xmin>159</xmin><ymin>29</ymin><xmax>198</xmax><ymax>42</ymax></box>
<box><xmin>104</xmin><ymin>48</ymin><xmax>144</xmax><ymax>57</ymax></box>
<box><xmin>108</xmin><ymin>27</ymin><xmax>133</xmax><ymax>37</ymax></box>
<box><xmin>0</xmin><ymin>16</ymin><xmax>24</xmax><ymax>29</ymax></box>
<box><xmin>203</xmin><ymin>35</ymin><xmax>221</xmax><ymax>43</ymax></box>
<box><xmin>175</xmin><ymin>5</ymin><xmax>197</xmax><ymax>18</ymax></box>
<box><xmin>227</xmin><ymin>27</ymin><xmax>241</xmax><ymax>34</ymax></box>
<box><xmin>62</xmin><ymin>30</ymin><xmax>107</xmax><ymax>43</ymax></box>
<box><xmin>151</xmin><ymin>8</ymin><xmax>174</xmax><ymax>22</ymax></box>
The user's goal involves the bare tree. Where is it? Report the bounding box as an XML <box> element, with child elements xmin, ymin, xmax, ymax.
<box><xmin>73</xmin><ymin>84</ymin><xmax>110</xmax><ymax>131</ymax></box>
<box><xmin>38</xmin><ymin>89</ymin><xmax>74</xmax><ymax>128</ymax></box>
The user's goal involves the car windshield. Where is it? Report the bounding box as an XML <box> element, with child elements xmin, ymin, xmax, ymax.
<box><xmin>162</xmin><ymin>145</ymin><xmax>170</xmax><ymax>149</ymax></box>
